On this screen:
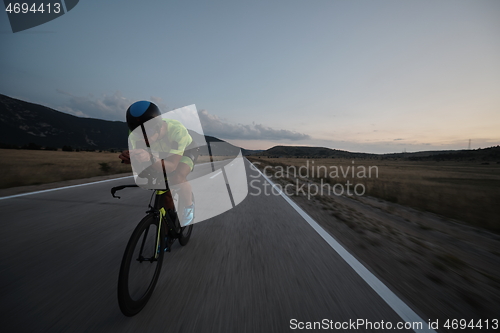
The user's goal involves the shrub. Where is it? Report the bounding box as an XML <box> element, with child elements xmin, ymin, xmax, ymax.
<box><xmin>22</xmin><ymin>142</ymin><xmax>41</xmax><ymax>150</ymax></box>
<box><xmin>99</xmin><ymin>162</ymin><xmax>111</xmax><ymax>173</ymax></box>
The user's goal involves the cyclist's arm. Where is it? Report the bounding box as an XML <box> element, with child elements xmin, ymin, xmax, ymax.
<box><xmin>152</xmin><ymin>153</ymin><xmax>182</xmax><ymax>174</ymax></box>
<box><xmin>134</xmin><ymin>119</ymin><xmax>192</xmax><ymax>173</ymax></box>
<box><xmin>119</xmin><ymin>150</ymin><xmax>131</xmax><ymax>164</ymax></box>
<box><xmin>154</xmin><ymin>120</ymin><xmax>192</xmax><ymax>173</ymax></box>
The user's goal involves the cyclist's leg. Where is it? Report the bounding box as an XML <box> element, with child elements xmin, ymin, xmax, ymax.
<box><xmin>163</xmin><ymin>191</ymin><xmax>175</xmax><ymax>211</ymax></box>
<box><xmin>168</xmin><ymin>161</ymin><xmax>192</xmax><ymax>207</ymax></box>
<box><xmin>168</xmin><ymin>160</ymin><xmax>195</xmax><ymax>227</ymax></box>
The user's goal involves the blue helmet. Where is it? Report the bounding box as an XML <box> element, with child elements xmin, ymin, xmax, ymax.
<box><xmin>126</xmin><ymin>101</ymin><xmax>161</xmax><ymax>131</ymax></box>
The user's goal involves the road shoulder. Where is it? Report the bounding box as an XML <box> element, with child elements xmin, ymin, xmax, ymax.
<box><xmin>0</xmin><ymin>172</ymin><xmax>132</xmax><ymax>197</ymax></box>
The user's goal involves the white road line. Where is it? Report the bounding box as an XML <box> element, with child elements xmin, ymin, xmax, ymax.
<box><xmin>258</xmin><ymin>170</ymin><xmax>436</xmax><ymax>333</ymax></box>
<box><xmin>0</xmin><ymin>176</ymin><xmax>134</xmax><ymax>201</ymax></box>
<box><xmin>194</xmin><ymin>161</ymin><xmax>213</xmax><ymax>167</ymax></box>
<box><xmin>210</xmin><ymin>170</ymin><xmax>223</xmax><ymax>179</ymax></box>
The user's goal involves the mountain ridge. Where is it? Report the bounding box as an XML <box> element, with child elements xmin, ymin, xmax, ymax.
<box><xmin>0</xmin><ymin>94</ymin><xmax>129</xmax><ymax>149</ymax></box>
<box><xmin>0</xmin><ymin>94</ymin><xmax>230</xmax><ymax>151</ymax></box>
<box><xmin>249</xmin><ymin>144</ymin><xmax>500</xmax><ymax>161</ymax></box>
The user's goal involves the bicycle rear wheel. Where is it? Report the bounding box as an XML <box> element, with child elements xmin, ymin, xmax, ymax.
<box><xmin>117</xmin><ymin>214</ymin><xmax>165</xmax><ymax>316</ymax></box>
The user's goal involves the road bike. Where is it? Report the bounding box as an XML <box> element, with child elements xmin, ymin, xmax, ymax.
<box><xmin>111</xmin><ymin>172</ymin><xmax>194</xmax><ymax>317</ymax></box>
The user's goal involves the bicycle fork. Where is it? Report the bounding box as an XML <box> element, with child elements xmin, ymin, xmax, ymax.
<box><xmin>154</xmin><ymin>208</ymin><xmax>166</xmax><ymax>258</ymax></box>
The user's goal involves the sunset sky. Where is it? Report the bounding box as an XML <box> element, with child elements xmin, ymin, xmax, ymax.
<box><xmin>1</xmin><ymin>0</ymin><xmax>499</xmax><ymax>153</ymax></box>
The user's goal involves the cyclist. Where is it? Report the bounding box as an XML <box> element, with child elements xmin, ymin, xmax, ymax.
<box><xmin>119</xmin><ymin>101</ymin><xmax>197</xmax><ymax>227</ymax></box>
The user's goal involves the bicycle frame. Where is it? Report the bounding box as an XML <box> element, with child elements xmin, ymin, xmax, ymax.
<box><xmin>111</xmin><ymin>185</ymin><xmax>180</xmax><ymax>258</ymax></box>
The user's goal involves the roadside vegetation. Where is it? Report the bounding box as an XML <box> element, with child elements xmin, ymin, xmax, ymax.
<box><xmin>0</xmin><ymin>148</ymin><xmax>131</xmax><ymax>189</ymax></box>
<box><xmin>247</xmin><ymin>156</ymin><xmax>500</xmax><ymax>232</ymax></box>
<box><xmin>196</xmin><ymin>154</ymin><xmax>234</xmax><ymax>163</ymax></box>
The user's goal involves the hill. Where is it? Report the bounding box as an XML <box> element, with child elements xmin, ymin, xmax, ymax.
<box><xmin>0</xmin><ymin>94</ymin><xmax>234</xmax><ymax>152</ymax></box>
<box><xmin>252</xmin><ymin>145</ymin><xmax>376</xmax><ymax>159</ymax></box>
<box><xmin>250</xmin><ymin>144</ymin><xmax>500</xmax><ymax>162</ymax></box>
<box><xmin>0</xmin><ymin>94</ymin><xmax>128</xmax><ymax>150</ymax></box>
<box><xmin>405</xmin><ymin>146</ymin><xmax>500</xmax><ymax>162</ymax></box>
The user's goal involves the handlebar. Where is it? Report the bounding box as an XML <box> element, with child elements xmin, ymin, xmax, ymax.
<box><xmin>111</xmin><ymin>184</ymin><xmax>139</xmax><ymax>199</ymax></box>
<box><xmin>112</xmin><ymin>162</ymin><xmax>176</xmax><ymax>199</ymax></box>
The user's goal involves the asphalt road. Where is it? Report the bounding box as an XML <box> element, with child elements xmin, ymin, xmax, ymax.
<box><xmin>0</xmin><ymin>160</ymin><xmax>425</xmax><ymax>332</ymax></box>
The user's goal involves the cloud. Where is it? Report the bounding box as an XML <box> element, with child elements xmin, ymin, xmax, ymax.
<box><xmin>56</xmin><ymin>90</ymin><xmax>132</xmax><ymax>120</ymax></box>
<box><xmin>55</xmin><ymin>92</ymin><xmax>308</xmax><ymax>141</ymax></box>
<box><xmin>56</xmin><ymin>90</ymin><xmax>170</xmax><ymax>120</ymax></box>
<box><xmin>150</xmin><ymin>96</ymin><xmax>168</xmax><ymax>111</ymax></box>
<box><xmin>198</xmin><ymin>109</ymin><xmax>310</xmax><ymax>141</ymax></box>
<box><xmin>393</xmin><ymin>138</ymin><xmax>403</xmax><ymax>141</ymax></box>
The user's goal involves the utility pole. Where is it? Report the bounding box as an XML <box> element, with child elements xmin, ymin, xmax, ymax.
<box><xmin>468</xmin><ymin>139</ymin><xmax>471</xmax><ymax>150</ymax></box>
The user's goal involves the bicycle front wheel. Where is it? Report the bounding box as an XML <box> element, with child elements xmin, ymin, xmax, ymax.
<box><xmin>117</xmin><ymin>214</ymin><xmax>165</xmax><ymax>316</ymax></box>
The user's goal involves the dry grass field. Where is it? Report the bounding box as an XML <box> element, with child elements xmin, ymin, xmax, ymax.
<box><xmin>0</xmin><ymin>149</ymin><xmax>132</xmax><ymax>189</ymax></box>
<box><xmin>196</xmin><ymin>154</ymin><xmax>235</xmax><ymax>163</ymax></box>
<box><xmin>0</xmin><ymin>150</ymin><xmax>236</xmax><ymax>191</ymax></box>
<box><xmin>248</xmin><ymin>157</ymin><xmax>500</xmax><ymax>232</ymax></box>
